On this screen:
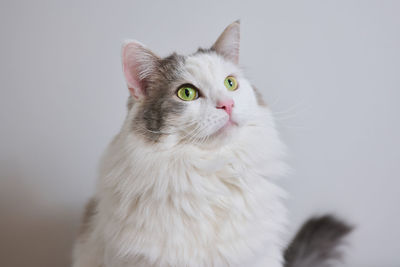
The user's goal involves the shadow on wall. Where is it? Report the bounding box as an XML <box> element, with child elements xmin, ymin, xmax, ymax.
<box><xmin>0</xmin><ymin>163</ymin><xmax>80</xmax><ymax>267</ymax></box>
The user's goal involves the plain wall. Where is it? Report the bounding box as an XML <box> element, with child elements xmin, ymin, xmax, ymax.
<box><xmin>1</xmin><ymin>1</ymin><xmax>399</xmax><ymax>266</ymax></box>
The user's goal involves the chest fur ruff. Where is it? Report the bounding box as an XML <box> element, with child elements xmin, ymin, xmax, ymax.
<box><xmin>95</xmin><ymin>125</ymin><xmax>287</xmax><ymax>267</ymax></box>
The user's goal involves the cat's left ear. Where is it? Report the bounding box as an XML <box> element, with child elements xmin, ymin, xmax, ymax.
<box><xmin>211</xmin><ymin>20</ymin><xmax>240</xmax><ymax>64</ymax></box>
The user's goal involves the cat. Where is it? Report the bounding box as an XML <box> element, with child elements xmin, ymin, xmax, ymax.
<box><xmin>72</xmin><ymin>21</ymin><xmax>351</xmax><ymax>267</ymax></box>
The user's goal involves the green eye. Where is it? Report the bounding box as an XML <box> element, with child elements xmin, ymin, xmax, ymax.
<box><xmin>177</xmin><ymin>85</ymin><xmax>198</xmax><ymax>101</ymax></box>
<box><xmin>224</xmin><ymin>76</ymin><xmax>238</xmax><ymax>91</ymax></box>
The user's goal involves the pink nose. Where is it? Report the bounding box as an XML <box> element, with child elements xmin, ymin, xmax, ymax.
<box><xmin>216</xmin><ymin>99</ymin><xmax>234</xmax><ymax>116</ymax></box>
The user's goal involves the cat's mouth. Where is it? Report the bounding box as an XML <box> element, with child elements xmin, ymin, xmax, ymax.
<box><xmin>210</xmin><ymin>117</ymin><xmax>238</xmax><ymax>139</ymax></box>
<box><xmin>180</xmin><ymin>116</ymin><xmax>239</xmax><ymax>146</ymax></box>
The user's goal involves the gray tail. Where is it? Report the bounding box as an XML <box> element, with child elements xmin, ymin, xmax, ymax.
<box><xmin>284</xmin><ymin>215</ymin><xmax>353</xmax><ymax>267</ymax></box>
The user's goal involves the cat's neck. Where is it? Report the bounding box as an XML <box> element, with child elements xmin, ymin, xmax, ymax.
<box><xmin>98</xmin><ymin>112</ymin><xmax>286</xmax><ymax>198</ymax></box>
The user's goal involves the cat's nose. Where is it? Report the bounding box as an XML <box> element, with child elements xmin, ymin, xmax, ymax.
<box><xmin>216</xmin><ymin>99</ymin><xmax>234</xmax><ymax>116</ymax></box>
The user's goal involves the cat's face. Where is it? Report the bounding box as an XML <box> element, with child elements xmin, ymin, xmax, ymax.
<box><xmin>122</xmin><ymin>21</ymin><xmax>264</xmax><ymax>148</ymax></box>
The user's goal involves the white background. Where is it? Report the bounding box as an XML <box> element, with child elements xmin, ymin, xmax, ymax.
<box><xmin>1</xmin><ymin>1</ymin><xmax>399</xmax><ymax>266</ymax></box>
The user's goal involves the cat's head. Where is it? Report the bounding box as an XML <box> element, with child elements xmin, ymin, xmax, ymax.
<box><xmin>122</xmin><ymin>21</ymin><xmax>266</xmax><ymax>148</ymax></box>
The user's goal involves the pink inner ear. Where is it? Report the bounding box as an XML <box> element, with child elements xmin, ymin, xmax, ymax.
<box><xmin>122</xmin><ymin>42</ymin><xmax>146</xmax><ymax>99</ymax></box>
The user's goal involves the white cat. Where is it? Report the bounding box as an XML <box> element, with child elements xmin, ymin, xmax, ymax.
<box><xmin>72</xmin><ymin>21</ymin><xmax>351</xmax><ymax>267</ymax></box>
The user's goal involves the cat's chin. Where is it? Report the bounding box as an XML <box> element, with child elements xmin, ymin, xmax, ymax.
<box><xmin>195</xmin><ymin>119</ymin><xmax>239</xmax><ymax>149</ymax></box>
<box><xmin>215</xmin><ymin>118</ymin><xmax>238</xmax><ymax>136</ymax></box>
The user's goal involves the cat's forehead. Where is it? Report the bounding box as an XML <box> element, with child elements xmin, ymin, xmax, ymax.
<box><xmin>181</xmin><ymin>52</ymin><xmax>241</xmax><ymax>89</ymax></box>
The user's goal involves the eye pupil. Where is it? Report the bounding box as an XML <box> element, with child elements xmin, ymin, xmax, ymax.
<box><xmin>177</xmin><ymin>85</ymin><xmax>198</xmax><ymax>101</ymax></box>
<box><xmin>224</xmin><ymin>76</ymin><xmax>238</xmax><ymax>91</ymax></box>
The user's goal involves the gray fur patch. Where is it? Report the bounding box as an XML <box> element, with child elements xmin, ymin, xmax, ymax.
<box><xmin>127</xmin><ymin>95</ymin><xmax>135</xmax><ymax>110</ymax></box>
<box><xmin>133</xmin><ymin>53</ymin><xmax>186</xmax><ymax>142</ymax></box>
<box><xmin>195</xmin><ymin>47</ymin><xmax>215</xmax><ymax>55</ymax></box>
<box><xmin>284</xmin><ymin>215</ymin><xmax>353</xmax><ymax>267</ymax></box>
<box><xmin>78</xmin><ymin>198</ymin><xmax>97</xmax><ymax>239</ymax></box>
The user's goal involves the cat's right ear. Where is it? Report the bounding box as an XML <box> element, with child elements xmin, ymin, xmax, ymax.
<box><xmin>211</xmin><ymin>20</ymin><xmax>240</xmax><ymax>64</ymax></box>
<box><xmin>122</xmin><ymin>40</ymin><xmax>159</xmax><ymax>100</ymax></box>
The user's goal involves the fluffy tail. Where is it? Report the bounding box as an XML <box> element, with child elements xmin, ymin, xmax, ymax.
<box><xmin>284</xmin><ymin>215</ymin><xmax>353</xmax><ymax>267</ymax></box>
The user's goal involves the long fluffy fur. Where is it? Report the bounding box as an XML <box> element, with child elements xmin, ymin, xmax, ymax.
<box><xmin>73</xmin><ymin>106</ymin><xmax>289</xmax><ymax>267</ymax></box>
<box><xmin>73</xmin><ymin>21</ymin><xmax>351</xmax><ymax>267</ymax></box>
<box><xmin>284</xmin><ymin>215</ymin><xmax>353</xmax><ymax>267</ymax></box>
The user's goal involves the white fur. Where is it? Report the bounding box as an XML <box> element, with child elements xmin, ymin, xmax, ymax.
<box><xmin>73</xmin><ymin>53</ymin><xmax>288</xmax><ymax>267</ymax></box>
